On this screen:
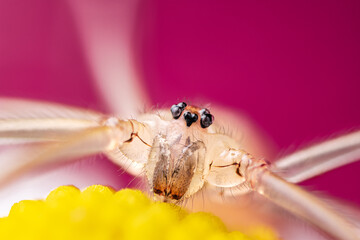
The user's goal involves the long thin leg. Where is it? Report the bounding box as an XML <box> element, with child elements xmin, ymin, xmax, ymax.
<box><xmin>0</xmin><ymin>118</ymin><xmax>100</xmax><ymax>144</ymax></box>
<box><xmin>249</xmin><ymin>167</ymin><xmax>360</xmax><ymax>240</ymax></box>
<box><xmin>273</xmin><ymin>130</ymin><xmax>360</xmax><ymax>183</ymax></box>
<box><xmin>0</xmin><ymin>98</ymin><xmax>103</xmax><ymax>120</ymax></box>
<box><xmin>0</xmin><ymin>98</ymin><xmax>105</xmax><ymax>144</ymax></box>
<box><xmin>0</xmin><ymin>126</ymin><xmax>121</xmax><ymax>188</ymax></box>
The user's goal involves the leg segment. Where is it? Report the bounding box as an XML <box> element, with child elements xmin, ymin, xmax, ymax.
<box><xmin>249</xmin><ymin>166</ymin><xmax>360</xmax><ymax>240</ymax></box>
<box><xmin>273</xmin><ymin>130</ymin><xmax>360</xmax><ymax>183</ymax></box>
<box><xmin>207</xmin><ymin>145</ymin><xmax>360</xmax><ymax>239</ymax></box>
<box><xmin>0</xmin><ymin>120</ymin><xmax>143</xmax><ymax>188</ymax></box>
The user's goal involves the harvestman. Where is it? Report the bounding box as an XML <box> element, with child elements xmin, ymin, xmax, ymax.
<box><xmin>0</xmin><ymin>98</ymin><xmax>359</xmax><ymax>240</ymax></box>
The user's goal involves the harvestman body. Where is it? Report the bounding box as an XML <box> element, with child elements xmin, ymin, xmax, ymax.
<box><xmin>0</xmin><ymin>99</ymin><xmax>359</xmax><ymax>240</ymax></box>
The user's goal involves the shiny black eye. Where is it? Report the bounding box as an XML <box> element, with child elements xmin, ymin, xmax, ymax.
<box><xmin>200</xmin><ymin>113</ymin><xmax>214</xmax><ymax>128</ymax></box>
<box><xmin>199</xmin><ymin>108</ymin><xmax>210</xmax><ymax>115</ymax></box>
<box><xmin>170</xmin><ymin>102</ymin><xmax>187</xmax><ymax>119</ymax></box>
<box><xmin>171</xmin><ymin>105</ymin><xmax>182</xmax><ymax>119</ymax></box>
<box><xmin>183</xmin><ymin>112</ymin><xmax>198</xmax><ymax>127</ymax></box>
<box><xmin>177</xmin><ymin>102</ymin><xmax>187</xmax><ymax>109</ymax></box>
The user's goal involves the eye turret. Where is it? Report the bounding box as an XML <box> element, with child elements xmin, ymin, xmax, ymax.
<box><xmin>170</xmin><ymin>102</ymin><xmax>187</xmax><ymax>119</ymax></box>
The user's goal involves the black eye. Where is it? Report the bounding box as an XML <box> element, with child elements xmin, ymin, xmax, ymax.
<box><xmin>171</xmin><ymin>105</ymin><xmax>182</xmax><ymax>119</ymax></box>
<box><xmin>200</xmin><ymin>113</ymin><xmax>214</xmax><ymax>128</ymax></box>
<box><xmin>199</xmin><ymin>108</ymin><xmax>210</xmax><ymax>115</ymax></box>
<box><xmin>177</xmin><ymin>102</ymin><xmax>187</xmax><ymax>109</ymax></box>
<box><xmin>170</xmin><ymin>102</ymin><xmax>187</xmax><ymax>119</ymax></box>
<box><xmin>183</xmin><ymin>112</ymin><xmax>198</xmax><ymax>127</ymax></box>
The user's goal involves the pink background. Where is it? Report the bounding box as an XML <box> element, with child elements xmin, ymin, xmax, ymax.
<box><xmin>0</xmin><ymin>0</ymin><xmax>359</xmax><ymax>217</ymax></box>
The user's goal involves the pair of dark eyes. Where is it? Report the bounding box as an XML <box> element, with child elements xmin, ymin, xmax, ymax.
<box><xmin>170</xmin><ymin>102</ymin><xmax>187</xmax><ymax>119</ymax></box>
<box><xmin>170</xmin><ymin>102</ymin><xmax>214</xmax><ymax>128</ymax></box>
<box><xmin>183</xmin><ymin>112</ymin><xmax>198</xmax><ymax>127</ymax></box>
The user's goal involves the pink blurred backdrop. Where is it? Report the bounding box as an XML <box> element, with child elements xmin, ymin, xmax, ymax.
<box><xmin>0</xmin><ymin>0</ymin><xmax>359</xmax><ymax>215</ymax></box>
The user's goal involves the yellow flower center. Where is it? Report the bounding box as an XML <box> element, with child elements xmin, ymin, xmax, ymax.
<box><xmin>0</xmin><ymin>185</ymin><xmax>277</xmax><ymax>240</ymax></box>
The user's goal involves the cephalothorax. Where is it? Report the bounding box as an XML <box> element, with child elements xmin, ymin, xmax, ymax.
<box><xmin>115</xmin><ymin>102</ymin><xmax>256</xmax><ymax>203</ymax></box>
<box><xmin>0</xmin><ymin>99</ymin><xmax>359</xmax><ymax>240</ymax></box>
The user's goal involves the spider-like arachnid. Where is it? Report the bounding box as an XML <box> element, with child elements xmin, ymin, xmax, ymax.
<box><xmin>0</xmin><ymin>98</ymin><xmax>359</xmax><ymax>240</ymax></box>
<box><xmin>1</xmin><ymin>1</ymin><xmax>360</xmax><ymax>240</ymax></box>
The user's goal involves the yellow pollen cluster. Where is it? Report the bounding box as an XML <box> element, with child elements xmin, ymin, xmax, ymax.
<box><xmin>0</xmin><ymin>185</ymin><xmax>277</xmax><ymax>240</ymax></box>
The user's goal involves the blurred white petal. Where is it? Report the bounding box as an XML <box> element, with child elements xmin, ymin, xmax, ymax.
<box><xmin>68</xmin><ymin>0</ymin><xmax>150</xmax><ymax>117</ymax></box>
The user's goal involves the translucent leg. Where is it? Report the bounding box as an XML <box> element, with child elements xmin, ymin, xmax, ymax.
<box><xmin>0</xmin><ymin>98</ymin><xmax>105</xmax><ymax>144</ymax></box>
<box><xmin>0</xmin><ymin>118</ymin><xmax>100</xmax><ymax>144</ymax></box>
<box><xmin>273</xmin><ymin>130</ymin><xmax>360</xmax><ymax>183</ymax></box>
<box><xmin>0</xmin><ymin>126</ymin><xmax>121</xmax><ymax>188</ymax></box>
<box><xmin>250</xmin><ymin>168</ymin><xmax>360</xmax><ymax>240</ymax></box>
<box><xmin>0</xmin><ymin>98</ymin><xmax>103</xmax><ymax>120</ymax></box>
